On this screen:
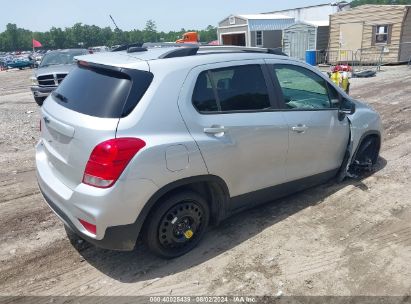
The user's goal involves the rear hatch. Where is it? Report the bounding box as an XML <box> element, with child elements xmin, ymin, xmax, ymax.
<box><xmin>40</xmin><ymin>60</ymin><xmax>153</xmax><ymax>190</ymax></box>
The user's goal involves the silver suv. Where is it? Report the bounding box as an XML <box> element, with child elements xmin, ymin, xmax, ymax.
<box><xmin>36</xmin><ymin>45</ymin><xmax>382</xmax><ymax>258</ymax></box>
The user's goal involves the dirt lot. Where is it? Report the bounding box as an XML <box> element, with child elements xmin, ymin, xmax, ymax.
<box><xmin>0</xmin><ymin>66</ymin><xmax>410</xmax><ymax>297</ymax></box>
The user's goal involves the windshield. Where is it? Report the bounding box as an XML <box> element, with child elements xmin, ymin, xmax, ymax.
<box><xmin>40</xmin><ymin>50</ymin><xmax>85</xmax><ymax>67</ymax></box>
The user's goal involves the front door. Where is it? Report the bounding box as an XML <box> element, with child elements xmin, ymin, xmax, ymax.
<box><xmin>339</xmin><ymin>23</ymin><xmax>363</xmax><ymax>51</ymax></box>
<box><xmin>267</xmin><ymin>62</ymin><xmax>350</xmax><ymax>181</ymax></box>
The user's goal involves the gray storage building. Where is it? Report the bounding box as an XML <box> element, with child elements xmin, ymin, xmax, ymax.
<box><xmin>283</xmin><ymin>21</ymin><xmax>330</xmax><ymax>60</ymax></box>
<box><xmin>217</xmin><ymin>14</ymin><xmax>295</xmax><ymax>48</ymax></box>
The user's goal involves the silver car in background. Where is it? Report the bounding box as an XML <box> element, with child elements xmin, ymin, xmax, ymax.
<box><xmin>30</xmin><ymin>49</ymin><xmax>89</xmax><ymax>106</ymax></box>
<box><xmin>36</xmin><ymin>45</ymin><xmax>382</xmax><ymax>258</ymax></box>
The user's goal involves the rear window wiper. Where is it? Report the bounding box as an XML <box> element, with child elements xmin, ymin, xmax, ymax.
<box><xmin>52</xmin><ymin>92</ymin><xmax>68</xmax><ymax>103</ymax></box>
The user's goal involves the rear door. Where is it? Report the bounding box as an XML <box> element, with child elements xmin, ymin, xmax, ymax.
<box><xmin>178</xmin><ymin>61</ymin><xmax>289</xmax><ymax>202</ymax></box>
<box><xmin>40</xmin><ymin>62</ymin><xmax>153</xmax><ymax>190</ymax></box>
<box><xmin>266</xmin><ymin>61</ymin><xmax>349</xmax><ymax>181</ymax></box>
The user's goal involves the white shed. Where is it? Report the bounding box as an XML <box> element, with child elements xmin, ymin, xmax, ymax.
<box><xmin>283</xmin><ymin>21</ymin><xmax>330</xmax><ymax>60</ymax></box>
<box><xmin>217</xmin><ymin>14</ymin><xmax>295</xmax><ymax>48</ymax></box>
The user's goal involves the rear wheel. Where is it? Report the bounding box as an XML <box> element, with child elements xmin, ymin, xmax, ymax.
<box><xmin>34</xmin><ymin>96</ymin><xmax>45</xmax><ymax>106</ymax></box>
<box><xmin>144</xmin><ymin>191</ymin><xmax>209</xmax><ymax>258</ymax></box>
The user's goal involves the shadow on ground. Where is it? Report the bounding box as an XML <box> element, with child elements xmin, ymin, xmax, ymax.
<box><xmin>72</xmin><ymin>157</ymin><xmax>387</xmax><ymax>283</ymax></box>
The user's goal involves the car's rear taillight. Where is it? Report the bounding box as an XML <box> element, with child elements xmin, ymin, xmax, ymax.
<box><xmin>78</xmin><ymin>218</ymin><xmax>97</xmax><ymax>235</ymax></box>
<box><xmin>82</xmin><ymin>138</ymin><xmax>146</xmax><ymax>188</ymax></box>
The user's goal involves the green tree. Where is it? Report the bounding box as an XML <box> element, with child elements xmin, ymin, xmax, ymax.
<box><xmin>198</xmin><ymin>25</ymin><xmax>217</xmax><ymax>42</ymax></box>
<box><xmin>0</xmin><ymin>21</ymin><xmax>219</xmax><ymax>51</ymax></box>
<box><xmin>4</xmin><ymin>23</ymin><xmax>19</xmax><ymax>50</ymax></box>
<box><xmin>49</xmin><ymin>27</ymin><xmax>66</xmax><ymax>48</ymax></box>
<box><xmin>350</xmin><ymin>0</ymin><xmax>411</xmax><ymax>7</ymax></box>
<box><xmin>144</xmin><ymin>20</ymin><xmax>158</xmax><ymax>42</ymax></box>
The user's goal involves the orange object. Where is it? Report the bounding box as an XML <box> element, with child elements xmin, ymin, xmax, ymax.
<box><xmin>176</xmin><ymin>32</ymin><xmax>199</xmax><ymax>44</ymax></box>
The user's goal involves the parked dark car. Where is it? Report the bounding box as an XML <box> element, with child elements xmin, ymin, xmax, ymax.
<box><xmin>30</xmin><ymin>49</ymin><xmax>89</xmax><ymax>106</ymax></box>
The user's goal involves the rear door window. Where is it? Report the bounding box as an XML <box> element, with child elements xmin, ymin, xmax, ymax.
<box><xmin>192</xmin><ymin>64</ymin><xmax>271</xmax><ymax>113</ymax></box>
<box><xmin>52</xmin><ymin>65</ymin><xmax>153</xmax><ymax>118</ymax></box>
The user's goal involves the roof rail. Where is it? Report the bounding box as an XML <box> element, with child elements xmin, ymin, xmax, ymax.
<box><xmin>127</xmin><ymin>47</ymin><xmax>148</xmax><ymax>53</ymax></box>
<box><xmin>112</xmin><ymin>43</ymin><xmax>143</xmax><ymax>52</ymax></box>
<box><xmin>141</xmin><ymin>43</ymin><xmax>199</xmax><ymax>59</ymax></box>
<box><xmin>198</xmin><ymin>46</ymin><xmax>287</xmax><ymax>56</ymax></box>
<box><xmin>154</xmin><ymin>45</ymin><xmax>288</xmax><ymax>59</ymax></box>
<box><xmin>142</xmin><ymin>42</ymin><xmax>198</xmax><ymax>48</ymax></box>
<box><xmin>159</xmin><ymin>47</ymin><xmax>199</xmax><ymax>59</ymax></box>
<box><xmin>121</xmin><ymin>44</ymin><xmax>288</xmax><ymax>59</ymax></box>
<box><xmin>266</xmin><ymin>48</ymin><xmax>288</xmax><ymax>56</ymax></box>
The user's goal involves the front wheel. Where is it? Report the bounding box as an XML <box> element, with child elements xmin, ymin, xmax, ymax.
<box><xmin>351</xmin><ymin>136</ymin><xmax>380</xmax><ymax>173</ymax></box>
<box><xmin>144</xmin><ymin>191</ymin><xmax>210</xmax><ymax>258</ymax></box>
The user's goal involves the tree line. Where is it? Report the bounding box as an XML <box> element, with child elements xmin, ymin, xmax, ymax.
<box><xmin>350</xmin><ymin>0</ymin><xmax>411</xmax><ymax>7</ymax></box>
<box><xmin>0</xmin><ymin>20</ymin><xmax>217</xmax><ymax>52</ymax></box>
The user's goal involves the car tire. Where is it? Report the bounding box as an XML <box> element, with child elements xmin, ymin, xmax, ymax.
<box><xmin>144</xmin><ymin>190</ymin><xmax>210</xmax><ymax>259</ymax></box>
<box><xmin>350</xmin><ymin>136</ymin><xmax>380</xmax><ymax>174</ymax></box>
<box><xmin>34</xmin><ymin>96</ymin><xmax>45</xmax><ymax>106</ymax></box>
<box><xmin>356</xmin><ymin>136</ymin><xmax>379</xmax><ymax>165</ymax></box>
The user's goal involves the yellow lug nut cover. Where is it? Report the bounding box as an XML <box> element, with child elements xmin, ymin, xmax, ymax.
<box><xmin>184</xmin><ymin>229</ymin><xmax>194</xmax><ymax>239</ymax></box>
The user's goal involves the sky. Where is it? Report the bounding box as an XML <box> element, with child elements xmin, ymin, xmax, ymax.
<box><xmin>1</xmin><ymin>0</ymin><xmax>332</xmax><ymax>32</ymax></box>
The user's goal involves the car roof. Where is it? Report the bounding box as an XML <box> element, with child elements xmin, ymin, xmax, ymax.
<box><xmin>48</xmin><ymin>49</ymin><xmax>88</xmax><ymax>54</ymax></box>
<box><xmin>75</xmin><ymin>46</ymin><xmax>294</xmax><ymax>71</ymax></box>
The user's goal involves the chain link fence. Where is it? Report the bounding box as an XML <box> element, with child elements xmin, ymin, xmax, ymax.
<box><xmin>315</xmin><ymin>44</ymin><xmax>410</xmax><ymax>76</ymax></box>
<box><xmin>352</xmin><ymin>46</ymin><xmax>385</xmax><ymax>74</ymax></box>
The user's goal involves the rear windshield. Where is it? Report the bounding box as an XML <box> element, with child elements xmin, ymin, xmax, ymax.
<box><xmin>52</xmin><ymin>65</ymin><xmax>153</xmax><ymax>118</ymax></box>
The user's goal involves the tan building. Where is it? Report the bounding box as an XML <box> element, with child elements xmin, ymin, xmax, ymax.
<box><xmin>329</xmin><ymin>5</ymin><xmax>411</xmax><ymax>63</ymax></box>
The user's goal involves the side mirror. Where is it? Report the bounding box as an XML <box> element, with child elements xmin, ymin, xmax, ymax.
<box><xmin>339</xmin><ymin>98</ymin><xmax>356</xmax><ymax>115</ymax></box>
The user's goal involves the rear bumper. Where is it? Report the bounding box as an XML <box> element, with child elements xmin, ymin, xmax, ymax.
<box><xmin>31</xmin><ymin>85</ymin><xmax>56</xmax><ymax>98</ymax></box>
<box><xmin>39</xmin><ymin>186</ymin><xmax>139</xmax><ymax>250</ymax></box>
<box><xmin>35</xmin><ymin>141</ymin><xmax>159</xmax><ymax>251</ymax></box>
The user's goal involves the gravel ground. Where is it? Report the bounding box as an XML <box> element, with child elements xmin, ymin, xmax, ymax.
<box><xmin>0</xmin><ymin>66</ymin><xmax>410</xmax><ymax>297</ymax></box>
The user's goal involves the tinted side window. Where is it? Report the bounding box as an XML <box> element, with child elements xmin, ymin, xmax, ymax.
<box><xmin>274</xmin><ymin>65</ymin><xmax>331</xmax><ymax>110</ymax></box>
<box><xmin>192</xmin><ymin>65</ymin><xmax>271</xmax><ymax>113</ymax></box>
<box><xmin>192</xmin><ymin>71</ymin><xmax>219</xmax><ymax>112</ymax></box>
<box><xmin>212</xmin><ymin>65</ymin><xmax>270</xmax><ymax>111</ymax></box>
<box><xmin>53</xmin><ymin>66</ymin><xmax>153</xmax><ymax>118</ymax></box>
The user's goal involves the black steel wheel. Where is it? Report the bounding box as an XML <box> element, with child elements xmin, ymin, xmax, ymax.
<box><xmin>144</xmin><ymin>191</ymin><xmax>209</xmax><ymax>258</ymax></box>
